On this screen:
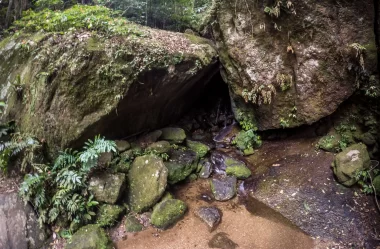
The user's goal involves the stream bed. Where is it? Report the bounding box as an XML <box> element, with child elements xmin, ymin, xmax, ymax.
<box><xmin>111</xmin><ymin>134</ymin><xmax>380</xmax><ymax>249</ymax></box>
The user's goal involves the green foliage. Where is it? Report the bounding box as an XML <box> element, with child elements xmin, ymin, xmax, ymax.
<box><xmin>233</xmin><ymin>129</ymin><xmax>262</xmax><ymax>152</ymax></box>
<box><xmin>0</xmin><ymin>133</ymin><xmax>38</xmax><ymax>173</ymax></box>
<box><xmin>355</xmin><ymin>167</ymin><xmax>380</xmax><ymax>195</ymax></box>
<box><xmin>279</xmin><ymin>106</ymin><xmax>297</xmax><ymax>128</ymax></box>
<box><xmin>264</xmin><ymin>0</ymin><xmax>295</xmax><ymax>18</ymax></box>
<box><xmin>19</xmin><ymin>135</ymin><xmax>116</xmax><ymax>228</ymax></box>
<box><xmin>35</xmin><ymin>0</ymin><xmax>64</xmax><ymax>11</ymax></box>
<box><xmin>99</xmin><ymin>0</ymin><xmax>211</xmax><ymax>32</ymax></box>
<box><xmin>12</xmin><ymin>5</ymin><xmax>144</xmax><ymax>36</ymax></box>
<box><xmin>276</xmin><ymin>73</ymin><xmax>292</xmax><ymax>91</ymax></box>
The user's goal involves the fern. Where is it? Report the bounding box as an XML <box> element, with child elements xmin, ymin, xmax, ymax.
<box><xmin>53</xmin><ymin>149</ymin><xmax>78</xmax><ymax>171</ymax></box>
<box><xmin>19</xmin><ymin>135</ymin><xmax>114</xmax><ymax>229</ymax></box>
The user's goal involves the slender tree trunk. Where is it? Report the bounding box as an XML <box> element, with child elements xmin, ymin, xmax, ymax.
<box><xmin>5</xmin><ymin>0</ymin><xmax>14</xmax><ymax>28</ymax></box>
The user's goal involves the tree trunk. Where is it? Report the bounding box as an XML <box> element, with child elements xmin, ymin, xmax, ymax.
<box><xmin>5</xmin><ymin>0</ymin><xmax>14</xmax><ymax>28</ymax></box>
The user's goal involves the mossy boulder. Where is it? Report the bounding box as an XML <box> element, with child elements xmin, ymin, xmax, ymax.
<box><xmin>88</xmin><ymin>173</ymin><xmax>126</xmax><ymax>204</ymax></box>
<box><xmin>146</xmin><ymin>141</ymin><xmax>171</xmax><ymax>154</ymax></box>
<box><xmin>212</xmin><ymin>0</ymin><xmax>376</xmax><ymax>130</ymax></box>
<box><xmin>126</xmin><ymin>155</ymin><xmax>168</xmax><ymax>213</ymax></box>
<box><xmin>64</xmin><ymin>224</ymin><xmax>113</xmax><ymax>249</ymax></box>
<box><xmin>151</xmin><ymin>199</ymin><xmax>188</xmax><ymax>229</ymax></box>
<box><xmin>164</xmin><ymin>149</ymin><xmax>199</xmax><ymax>184</ymax></box>
<box><xmin>125</xmin><ymin>216</ymin><xmax>144</xmax><ymax>233</ymax></box>
<box><xmin>160</xmin><ymin>128</ymin><xmax>187</xmax><ymax>144</ymax></box>
<box><xmin>0</xmin><ymin>14</ymin><xmax>218</xmax><ymax>154</ymax></box>
<box><xmin>96</xmin><ymin>204</ymin><xmax>125</xmax><ymax>227</ymax></box>
<box><xmin>333</xmin><ymin>143</ymin><xmax>371</xmax><ymax>186</ymax></box>
<box><xmin>225</xmin><ymin>158</ymin><xmax>251</xmax><ymax>179</ymax></box>
<box><xmin>186</xmin><ymin>140</ymin><xmax>211</xmax><ymax>158</ymax></box>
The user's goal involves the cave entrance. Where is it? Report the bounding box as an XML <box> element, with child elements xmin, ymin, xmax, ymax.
<box><xmin>176</xmin><ymin>72</ymin><xmax>234</xmax><ymax>134</ymax></box>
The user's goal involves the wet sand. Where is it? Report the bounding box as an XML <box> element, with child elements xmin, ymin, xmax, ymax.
<box><xmin>116</xmin><ymin>180</ymin><xmax>314</xmax><ymax>249</ymax></box>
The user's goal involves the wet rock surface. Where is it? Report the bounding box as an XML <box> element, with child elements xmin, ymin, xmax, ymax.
<box><xmin>195</xmin><ymin>206</ymin><xmax>221</xmax><ymax>231</ymax></box>
<box><xmin>244</xmin><ymin>137</ymin><xmax>380</xmax><ymax>248</ymax></box>
<box><xmin>208</xmin><ymin>232</ymin><xmax>238</xmax><ymax>249</ymax></box>
<box><xmin>210</xmin><ymin>176</ymin><xmax>237</xmax><ymax>201</ymax></box>
<box><xmin>0</xmin><ymin>192</ymin><xmax>50</xmax><ymax>249</ymax></box>
<box><xmin>198</xmin><ymin>159</ymin><xmax>213</xmax><ymax>178</ymax></box>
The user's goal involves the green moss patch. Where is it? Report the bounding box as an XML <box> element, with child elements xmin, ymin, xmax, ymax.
<box><xmin>151</xmin><ymin>199</ymin><xmax>187</xmax><ymax>229</ymax></box>
<box><xmin>96</xmin><ymin>204</ymin><xmax>125</xmax><ymax>227</ymax></box>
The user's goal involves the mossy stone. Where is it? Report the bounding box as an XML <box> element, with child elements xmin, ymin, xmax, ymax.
<box><xmin>186</xmin><ymin>140</ymin><xmax>210</xmax><ymax>158</ymax></box>
<box><xmin>333</xmin><ymin>143</ymin><xmax>371</xmax><ymax>186</ymax></box>
<box><xmin>127</xmin><ymin>155</ymin><xmax>168</xmax><ymax>213</ymax></box>
<box><xmin>64</xmin><ymin>224</ymin><xmax>113</xmax><ymax>249</ymax></box>
<box><xmin>151</xmin><ymin>199</ymin><xmax>188</xmax><ymax>229</ymax></box>
<box><xmin>115</xmin><ymin>140</ymin><xmax>131</xmax><ymax>152</ymax></box>
<box><xmin>160</xmin><ymin>127</ymin><xmax>186</xmax><ymax>144</ymax></box>
<box><xmin>160</xmin><ymin>192</ymin><xmax>174</xmax><ymax>202</ymax></box>
<box><xmin>125</xmin><ymin>216</ymin><xmax>144</xmax><ymax>232</ymax></box>
<box><xmin>88</xmin><ymin>173</ymin><xmax>126</xmax><ymax>204</ymax></box>
<box><xmin>164</xmin><ymin>149</ymin><xmax>199</xmax><ymax>184</ymax></box>
<box><xmin>224</xmin><ymin>158</ymin><xmax>251</xmax><ymax>179</ymax></box>
<box><xmin>96</xmin><ymin>204</ymin><xmax>125</xmax><ymax>227</ymax></box>
<box><xmin>146</xmin><ymin>141</ymin><xmax>171</xmax><ymax>154</ymax></box>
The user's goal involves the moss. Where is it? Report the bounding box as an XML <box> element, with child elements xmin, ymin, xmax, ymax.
<box><xmin>125</xmin><ymin>216</ymin><xmax>144</xmax><ymax>232</ymax></box>
<box><xmin>160</xmin><ymin>192</ymin><xmax>174</xmax><ymax>202</ymax></box>
<box><xmin>151</xmin><ymin>199</ymin><xmax>187</xmax><ymax>229</ymax></box>
<box><xmin>160</xmin><ymin>127</ymin><xmax>186</xmax><ymax>144</ymax></box>
<box><xmin>65</xmin><ymin>224</ymin><xmax>113</xmax><ymax>249</ymax></box>
<box><xmin>96</xmin><ymin>204</ymin><xmax>125</xmax><ymax>227</ymax></box>
<box><xmin>87</xmin><ymin>36</ymin><xmax>105</xmax><ymax>51</ymax></box>
<box><xmin>186</xmin><ymin>140</ymin><xmax>210</xmax><ymax>158</ymax></box>
<box><xmin>225</xmin><ymin>158</ymin><xmax>251</xmax><ymax>179</ymax></box>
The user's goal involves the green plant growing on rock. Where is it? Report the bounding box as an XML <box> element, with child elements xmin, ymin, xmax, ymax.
<box><xmin>264</xmin><ymin>0</ymin><xmax>295</xmax><ymax>18</ymax></box>
<box><xmin>279</xmin><ymin>106</ymin><xmax>297</xmax><ymax>128</ymax></box>
<box><xmin>233</xmin><ymin>118</ymin><xmax>262</xmax><ymax>154</ymax></box>
<box><xmin>276</xmin><ymin>73</ymin><xmax>293</xmax><ymax>91</ymax></box>
<box><xmin>354</xmin><ymin>161</ymin><xmax>380</xmax><ymax>211</ymax></box>
<box><xmin>0</xmin><ymin>132</ymin><xmax>39</xmax><ymax>173</ymax></box>
<box><xmin>242</xmin><ymin>84</ymin><xmax>276</xmax><ymax>105</ymax></box>
<box><xmin>349</xmin><ymin>43</ymin><xmax>366</xmax><ymax>70</ymax></box>
<box><xmin>19</xmin><ymin>135</ymin><xmax>116</xmax><ymax>228</ymax></box>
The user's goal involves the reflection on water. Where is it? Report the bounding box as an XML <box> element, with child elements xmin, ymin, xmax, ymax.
<box><xmin>242</xmin><ymin>195</ymin><xmax>307</xmax><ymax>233</ymax></box>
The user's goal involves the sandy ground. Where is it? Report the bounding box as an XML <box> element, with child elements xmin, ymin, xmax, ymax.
<box><xmin>115</xmin><ymin>180</ymin><xmax>314</xmax><ymax>249</ymax></box>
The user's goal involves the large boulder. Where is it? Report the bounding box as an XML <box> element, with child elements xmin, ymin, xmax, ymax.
<box><xmin>64</xmin><ymin>224</ymin><xmax>113</xmax><ymax>249</ymax></box>
<box><xmin>88</xmin><ymin>172</ymin><xmax>126</xmax><ymax>204</ymax></box>
<box><xmin>211</xmin><ymin>0</ymin><xmax>377</xmax><ymax>130</ymax></box>
<box><xmin>333</xmin><ymin>143</ymin><xmax>371</xmax><ymax>186</ymax></box>
<box><xmin>0</xmin><ymin>192</ymin><xmax>50</xmax><ymax>249</ymax></box>
<box><xmin>127</xmin><ymin>155</ymin><xmax>168</xmax><ymax>212</ymax></box>
<box><xmin>0</xmin><ymin>12</ymin><xmax>218</xmax><ymax>153</ymax></box>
